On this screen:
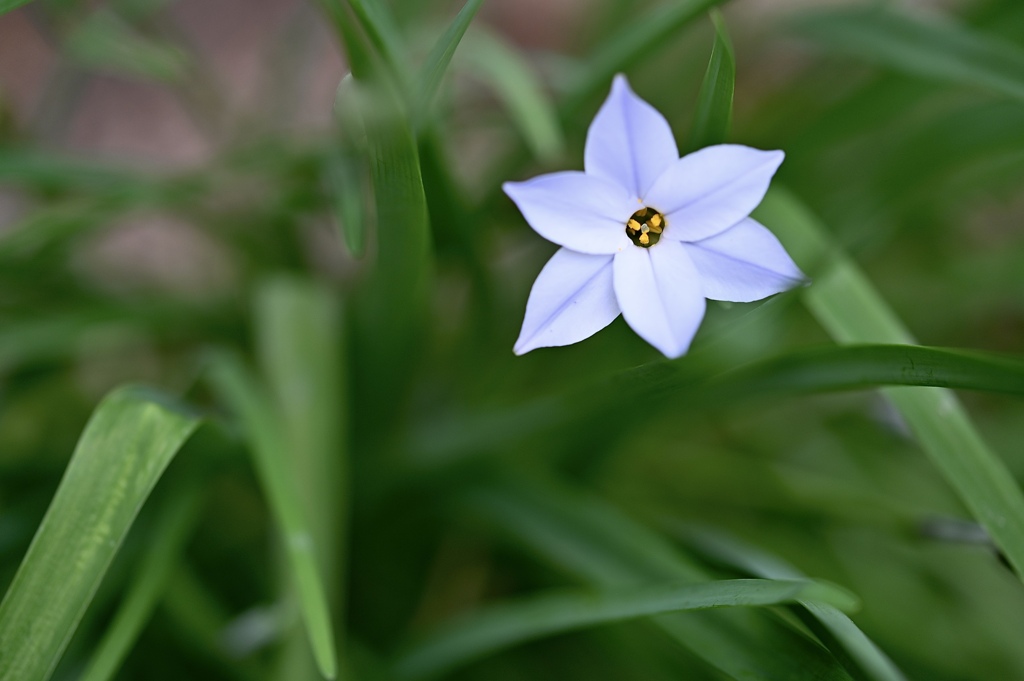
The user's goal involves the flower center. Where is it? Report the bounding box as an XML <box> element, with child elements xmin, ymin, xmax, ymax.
<box><xmin>625</xmin><ymin>207</ymin><xmax>665</xmax><ymax>248</ymax></box>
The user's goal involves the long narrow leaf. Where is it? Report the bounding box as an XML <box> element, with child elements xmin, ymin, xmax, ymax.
<box><xmin>395</xmin><ymin>579</ymin><xmax>857</xmax><ymax>680</ymax></box>
<box><xmin>687</xmin><ymin>9</ymin><xmax>735</xmax><ymax>151</ymax></box>
<box><xmin>332</xmin><ymin>3</ymin><xmax>433</xmax><ymax>408</ymax></box>
<box><xmin>467</xmin><ymin>480</ymin><xmax>857</xmax><ymax>681</ymax></box>
<box><xmin>757</xmin><ymin>188</ymin><xmax>1024</xmax><ymax>580</ymax></box>
<box><xmin>323</xmin><ymin>0</ymin><xmax>407</xmax><ymax>91</ymax></box>
<box><xmin>702</xmin><ymin>344</ymin><xmax>1024</xmax><ymax>402</ymax></box>
<box><xmin>460</xmin><ymin>30</ymin><xmax>564</xmax><ymax>162</ymax></box>
<box><xmin>410</xmin><ymin>343</ymin><xmax>1024</xmax><ymax>466</ymax></box>
<box><xmin>413</xmin><ymin>0</ymin><xmax>486</xmax><ymax>126</ymax></box>
<box><xmin>255</xmin><ymin>278</ymin><xmax>348</xmax><ymax>680</ymax></box>
<box><xmin>207</xmin><ymin>355</ymin><xmax>338</xmax><ymax>679</ymax></box>
<box><xmin>679</xmin><ymin>527</ymin><xmax>908</xmax><ymax>681</ymax></box>
<box><xmin>330</xmin><ymin>74</ymin><xmax>372</xmax><ymax>257</ymax></box>
<box><xmin>563</xmin><ymin>0</ymin><xmax>726</xmax><ymax>115</ymax></box>
<box><xmin>255</xmin><ymin>279</ymin><xmax>347</xmax><ymax>602</ymax></box>
<box><xmin>161</xmin><ymin>568</ymin><xmax>264</xmax><ymax>681</ymax></box>
<box><xmin>793</xmin><ymin>7</ymin><xmax>1024</xmax><ymax>103</ymax></box>
<box><xmin>79</xmin><ymin>486</ymin><xmax>204</xmax><ymax>681</ymax></box>
<box><xmin>0</xmin><ymin>386</ymin><xmax>202</xmax><ymax>681</ymax></box>
<box><xmin>0</xmin><ymin>0</ymin><xmax>34</xmax><ymax>15</ymax></box>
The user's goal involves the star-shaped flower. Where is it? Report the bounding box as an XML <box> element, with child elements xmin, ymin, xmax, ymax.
<box><xmin>504</xmin><ymin>75</ymin><xmax>805</xmax><ymax>359</ymax></box>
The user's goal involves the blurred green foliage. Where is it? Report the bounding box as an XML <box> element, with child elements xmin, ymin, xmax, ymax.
<box><xmin>1</xmin><ymin>0</ymin><xmax>1024</xmax><ymax>680</ymax></box>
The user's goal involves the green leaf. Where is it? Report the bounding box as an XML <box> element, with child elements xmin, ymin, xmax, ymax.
<box><xmin>254</xmin><ymin>278</ymin><xmax>347</xmax><ymax>607</ymax></box>
<box><xmin>460</xmin><ymin>30</ymin><xmax>565</xmax><ymax>162</ymax></box>
<box><xmin>0</xmin><ymin>202</ymin><xmax>116</xmax><ymax>259</ymax></box>
<box><xmin>331</xmin><ymin>7</ymin><xmax>433</xmax><ymax>403</ymax></box>
<box><xmin>323</xmin><ymin>0</ymin><xmax>407</xmax><ymax>89</ymax></box>
<box><xmin>206</xmin><ymin>354</ymin><xmax>338</xmax><ymax>680</ymax></box>
<box><xmin>0</xmin><ymin>386</ymin><xmax>202</xmax><ymax>681</ymax></box>
<box><xmin>793</xmin><ymin>6</ymin><xmax>1024</xmax><ymax>103</ymax></box>
<box><xmin>680</xmin><ymin>528</ymin><xmax>908</xmax><ymax>681</ymax></box>
<box><xmin>325</xmin><ymin>148</ymin><xmax>370</xmax><ymax>257</ymax></box>
<box><xmin>66</xmin><ymin>10</ymin><xmax>191</xmax><ymax>82</ymax></box>
<box><xmin>254</xmin><ymin>279</ymin><xmax>347</xmax><ymax>679</ymax></box>
<box><xmin>562</xmin><ymin>0</ymin><xmax>726</xmax><ymax>115</ymax></box>
<box><xmin>410</xmin><ymin>343</ymin><xmax>1024</xmax><ymax>468</ymax></box>
<box><xmin>79</xmin><ymin>485</ymin><xmax>204</xmax><ymax>681</ymax></box>
<box><xmin>702</xmin><ymin>344</ymin><xmax>1024</xmax><ymax>403</ymax></box>
<box><xmin>161</xmin><ymin>567</ymin><xmax>264</xmax><ymax>681</ymax></box>
<box><xmin>757</xmin><ymin>187</ymin><xmax>1024</xmax><ymax>581</ymax></box>
<box><xmin>362</xmin><ymin>109</ymin><xmax>432</xmax><ymax>390</ymax></box>
<box><xmin>349</xmin><ymin>0</ymin><xmax>408</xmax><ymax>78</ymax></box>
<box><xmin>0</xmin><ymin>0</ymin><xmax>34</xmax><ymax>16</ymax></box>
<box><xmin>687</xmin><ymin>9</ymin><xmax>735</xmax><ymax>151</ymax></box>
<box><xmin>466</xmin><ymin>480</ymin><xmax>857</xmax><ymax>681</ymax></box>
<box><xmin>412</xmin><ymin>0</ymin><xmax>486</xmax><ymax>127</ymax></box>
<box><xmin>395</xmin><ymin>579</ymin><xmax>857</xmax><ymax>680</ymax></box>
<box><xmin>331</xmin><ymin>75</ymin><xmax>373</xmax><ymax>258</ymax></box>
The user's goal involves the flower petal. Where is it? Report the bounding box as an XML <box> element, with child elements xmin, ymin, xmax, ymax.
<box><xmin>613</xmin><ymin>241</ymin><xmax>706</xmax><ymax>359</ymax></box>
<box><xmin>683</xmin><ymin>218</ymin><xmax>807</xmax><ymax>302</ymax></box>
<box><xmin>645</xmin><ymin>145</ymin><xmax>784</xmax><ymax>242</ymax></box>
<box><xmin>514</xmin><ymin>249</ymin><xmax>620</xmax><ymax>354</ymax></box>
<box><xmin>584</xmin><ymin>74</ymin><xmax>679</xmax><ymax>200</ymax></box>
<box><xmin>503</xmin><ymin>171</ymin><xmax>635</xmax><ymax>254</ymax></box>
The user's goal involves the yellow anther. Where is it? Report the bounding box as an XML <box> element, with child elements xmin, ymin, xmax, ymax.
<box><xmin>624</xmin><ymin>206</ymin><xmax>666</xmax><ymax>248</ymax></box>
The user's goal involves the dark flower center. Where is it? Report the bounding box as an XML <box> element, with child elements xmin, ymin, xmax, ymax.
<box><xmin>625</xmin><ymin>207</ymin><xmax>665</xmax><ymax>248</ymax></box>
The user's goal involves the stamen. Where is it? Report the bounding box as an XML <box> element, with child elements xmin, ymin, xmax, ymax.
<box><xmin>625</xmin><ymin>207</ymin><xmax>666</xmax><ymax>248</ymax></box>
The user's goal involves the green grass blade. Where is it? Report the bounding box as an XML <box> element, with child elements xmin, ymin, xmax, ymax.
<box><xmin>255</xmin><ymin>277</ymin><xmax>348</xmax><ymax>681</ymax></box>
<box><xmin>362</xmin><ymin>111</ymin><xmax>432</xmax><ymax>394</ymax></box>
<box><xmin>79</xmin><ymin>485</ymin><xmax>204</xmax><ymax>681</ymax></box>
<box><xmin>802</xmin><ymin>603</ymin><xmax>906</xmax><ymax>681</ymax></box>
<box><xmin>466</xmin><ymin>480</ymin><xmax>707</xmax><ymax>586</ymax></box>
<box><xmin>325</xmin><ymin>147</ymin><xmax>369</xmax><ymax>258</ymax></box>
<box><xmin>255</xmin><ymin>278</ymin><xmax>346</xmax><ymax>598</ymax></box>
<box><xmin>411</xmin><ymin>343</ymin><xmax>1024</xmax><ymax>467</ymax></box>
<box><xmin>321</xmin><ymin>0</ymin><xmax>407</xmax><ymax>91</ymax></box>
<box><xmin>0</xmin><ymin>0</ymin><xmax>34</xmax><ymax>15</ymax></box>
<box><xmin>467</xmin><ymin>480</ymin><xmax>856</xmax><ymax>681</ymax></box>
<box><xmin>687</xmin><ymin>9</ymin><xmax>735</xmax><ymax>151</ymax></box>
<box><xmin>348</xmin><ymin>0</ymin><xmax>408</xmax><ymax>80</ymax></box>
<box><xmin>0</xmin><ymin>203</ymin><xmax>116</xmax><ymax>259</ymax></box>
<box><xmin>702</xmin><ymin>344</ymin><xmax>1024</xmax><ymax>402</ymax></box>
<box><xmin>0</xmin><ymin>386</ymin><xmax>202</xmax><ymax>681</ymax></box>
<box><xmin>207</xmin><ymin>354</ymin><xmax>338</xmax><ymax>679</ymax></box>
<box><xmin>66</xmin><ymin>9</ymin><xmax>191</xmax><ymax>82</ymax></box>
<box><xmin>412</xmin><ymin>0</ymin><xmax>486</xmax><ymax>127</ymax></box>
<box><xmin>162</xmin><ymin>567</ymin><xmax>264</xmax><ymax>681</ymax></box>
<box><xmin>461</xmin><ymin>30</ymin><xmax>564</xmax><ymax>162</ymax></box>
<box><xmin>331</xmin><ymin>5</ymin><xmax>432</xmax><ymax>406</ymax></box>
<box><xmin>681</xmin><ymin>528</ymin><xmax>908</xmax><ymax>681</ymax></box>
<box><xmin>793</xmin><ymin>6</ymin><xmax>1024</xmax><ymax>103</ymax></box>
<box><xmin>562</xmin><ymin>0</ymin><xmax>726</xmax><ymax>115</ymax></box>
<box><xmin>333</xmin><ymin>74</ymin><xmax>374</xmax><ymax>258</ymax></box>
<box><xmin>395</xmin><ymin>579</ymin><xmax>857</xmax><ymax>680</ymax></box>
<box><xmin>757</xmin><ymin>188</ymin><xmax>1024</xmax><ymax>580</ymax></box>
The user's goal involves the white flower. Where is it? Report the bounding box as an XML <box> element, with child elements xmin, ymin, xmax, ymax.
<box><xmin>504</xmin><ymin>74</ymin><xmax>805</xmax><ymax>359</ymax></box>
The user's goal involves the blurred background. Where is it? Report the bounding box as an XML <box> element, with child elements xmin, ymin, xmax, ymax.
<box><xmin>2</xmin><ymin>0</ymin><xmax>1024</xmax><ymax>679</ymax></box>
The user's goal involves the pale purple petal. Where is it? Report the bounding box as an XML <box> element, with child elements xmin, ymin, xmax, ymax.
<box><xmin>612</xmin><ymin>241</ymin><xmax>706</xmax><ymax>359</ymax></box>
<box><xmin>503</xmin><ymin>172</ymin><xmax>635</xmax><ymax>255</ymax></box>
<box><xmin>584</xmin><ymin>74</ymin><xmax>679</xmax><ymax>200</ymax></box>
<box><xmin>645</xmin><ymin>145</ymin><xmax>784</xmax><ymax>243</ymax></box>
<box><xmin>683</xmin><ymin>218</ymin><xmax>806</xmax><ymax>302</ymax></box>
<box><xmin>514</xmin><ymin>249</ymin><xmax>620</xmax><ymax>354</ymax></box>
